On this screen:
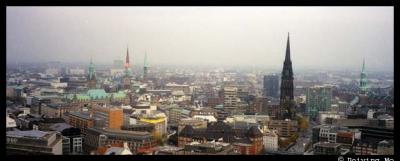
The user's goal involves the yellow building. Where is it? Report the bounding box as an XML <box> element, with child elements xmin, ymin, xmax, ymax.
<box><xmin>139</xmin><ymin>116</ymin><xmax>167</xmax><ymax>141</ymax></box>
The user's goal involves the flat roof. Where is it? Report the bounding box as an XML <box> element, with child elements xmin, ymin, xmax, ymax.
<box><xmin>69</xmin><ymin>112</ymin><xmax>91</xmax><ymax>120</ymax></box>
<box><xmin>7</xmin><ymin>130</ymin><xmax>49</xmax><ymax>138</ymax></box>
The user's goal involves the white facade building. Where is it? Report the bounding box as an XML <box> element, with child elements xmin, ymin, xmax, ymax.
<box><xmin>263</xmin><ymin>130</ymin><xmax>278</xmax><ymax>152</ymax></box>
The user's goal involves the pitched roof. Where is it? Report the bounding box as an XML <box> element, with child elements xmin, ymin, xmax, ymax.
<box><xmin>87</xmin><ymin>89</ymin><xmax>109</xmax><ymax>99</ymax></box>
<box><xmin>246</xmin><ymin>126</ymin><xmax>263</xmax><ymax>138</ymax></box>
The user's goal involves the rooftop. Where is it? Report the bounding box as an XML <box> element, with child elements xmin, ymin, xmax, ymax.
<box><xmin>7</xmin><ymin>130</ymin><xmax>49</xmax><ymax>139</ymax></box>
<box><xmin>69</xmin><ymin>112</ymin><xmax>92</xmax><ymax>120</ymax></box>
<box><xmin>48</xmin><ymin>123</ymin><xmax>73</xmax><ymax>132</ymax></box>
<box><xmin>314</xmin><ymin>142</ymin><xmax>341</xmax><ymax>148</ymax></box>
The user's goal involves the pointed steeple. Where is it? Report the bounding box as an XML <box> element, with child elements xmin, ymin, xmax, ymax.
<box><xmin>280</xmin><ymin>32</ymin><xmax>295</xmax><ymax>120</ymax></box>
<box><xmin>125</xmin><ymin>47</ymin><xmax>130</xmax><ymax>67</ymax></box>
<box><xmin>360</xmin><ymin>58</ymin><xmax>368</xmax><ymax>94</ymax></box>
<box><xmin>88</xmin><ymin>57</ymin><xmax>95</xmax><ymax>80</ymax></box>
<box><xmin>285</xmin><ymin>32</ymin><xmax>291</xmax><ymax>62</ymax></box>
<box><xmin>144</xmin><ymin>50</ymin><xmax>148</xmax><ymax>67</ymax></box>
<box><xmin>361</xmin><ymin>58</ymin><xmax>365</xmax><ymax>73</ymax></box>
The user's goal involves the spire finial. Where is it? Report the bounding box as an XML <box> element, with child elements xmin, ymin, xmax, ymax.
<box><xmin>285</xmin><ymin>32</ymin><xmax>291</xmax><ymax>62</ymax></box>
<box><xmin>362</xmin><ymin>58</ymin><xmax>365</xmax><ymax>72</ymax></box>
<box><xmin>144</xmin><ymin>49</ymin><xmax>148</xmax><ymax>67</ymax></box>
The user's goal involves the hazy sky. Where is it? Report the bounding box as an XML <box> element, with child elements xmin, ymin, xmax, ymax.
<box><xmin>7</xmin><ymin>7</ymin><xmax>393</xmax><ymax>71</ymax></box>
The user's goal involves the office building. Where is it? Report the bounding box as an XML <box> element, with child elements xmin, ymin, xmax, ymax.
<box><xmin>92</xmin><ymin>105</ymin><xmax>124</xmax><ymax>130</ymax></box>
<box><xmin>268</xmin><ymin>119</ymin><xmax>298</xmax><ymax>137</ymax></box>
<box><xmin>263</xmin><ymin>74</ymin><xmax>279</xmax><ymax>98</ymax></box>
<box><xmin>223</xmin><ymin>86</ymin><xmax>239</xmax><ymax>110</ymax></box>
<box><xmin>306</xmin><ymin>85</ymin><xmax>332</xmax><ymax>120</ymax></box>
<box><xmin>7</xmin><ymin>130</ymin><xmax>63</xmax><ymax>155</ymax></box>
<box><xmin>263</xmin><ymin>130</ymin><xmax>279</xmax><ymax>152</ymax></box>
<box><xmin>69</xmin><ymin>112</ymin><xmax>94</xmax><ymax>135</ymax></box>
<box><xmin>84</xmin><ymin>127</ymin><xmax>155</xmax><ymax>154</ymax></box>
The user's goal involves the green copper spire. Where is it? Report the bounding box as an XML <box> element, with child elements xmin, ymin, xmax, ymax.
<box><xmin>144</xmin><ymin>50</ymin><xmax>148</xmax><ymax>68</ymax></box>
<box><xmin>88</xmin><ymin>57</ymin><xmax>96</xmax><ymax>80</ymax></box>
<box><xmin>361</xmin><ymin>58</ymin><xmax>365</xmax><ymax>73</ymax></box>
<box><xmin>360</xmin><ymin>58</ymin><xmax>368</xmax><ymax>94</ymax></box>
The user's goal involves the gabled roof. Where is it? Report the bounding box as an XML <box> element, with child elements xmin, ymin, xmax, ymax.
<box><xmin>246</xmin><ymin>126</ymin><xmax>263</xmax><ymax>138</ymax></box>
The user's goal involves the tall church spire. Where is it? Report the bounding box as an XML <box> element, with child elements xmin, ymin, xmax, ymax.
<box><xmin>280</xmin><ymin>32</ymin><xmax>295</xmax><ymax>120</ymax></box>
<box><xmin>144</xmin><ymin>50</ymin><xmax>148</xmax><ymax>68</ymax></box>
<box><xmin>362</xmin><ymin>58</ymin><xmax>365</xmax><ymax>73</ymax></box>
<box><xmin>285</xmin><ymin>32</ymin><xmax>291</xmax><ymax>62</ymax></box>
<box><xmin>125</xmin><ymin>47</ymin><xmax>130</xmax><ymax>68</ymax></box>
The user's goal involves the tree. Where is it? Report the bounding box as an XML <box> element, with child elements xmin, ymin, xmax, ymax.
<box><xmin>297</xmin><ymin>116</ymin><xmax>309</xmax><ymax>132</ymax></box>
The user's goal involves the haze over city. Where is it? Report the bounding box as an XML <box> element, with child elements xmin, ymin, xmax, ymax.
<box><xmin>7</xmin><ymin>7</ymin><xmax>393</xmax><ymax>71</ymax></box>
<box><xmin>6</xmin><ymin>6</ymin><xmax>395</xmax><ymax>156</ymax></box>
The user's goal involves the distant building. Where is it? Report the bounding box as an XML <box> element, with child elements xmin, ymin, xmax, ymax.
<box><xmin>69</xmin><ymin>68</ymin><xmax>85</xmax><ymax>76</ymax></box>
<box><xmin>165</xmin><ymin>83</ymin><xmax>191</xmax><ymax>95</ymax></box>
<box><xmin>69</xmin><ymin>112</ymin><xmax>94</xmax><ymax>135</ymax></box>
<box><xmin>178</xmin><ymin>118</ymin><xmax>208</xmax><ymax>133</ymax></box>
<box><xmin>248</xmin><ymin>97</ymin><xmax>268</xmax><ymax>114</ymax></box>
<box><xmin>313</xmin><ymin>142</ymin><xmax>349</xmax><ymax>155</ymax></box>
<box><xmin>92</xmin><ymin>105</ymin><xmax>124</xmax><ymax>130</ymax></box>
<box><xmin>178</xmin><ymin>122</ymin><xmax>263</xmax><ymax>154</ymax></box>
<box><xmin>268</xmin><ymin>119</ymin><xmax>298</xmax><ymax>137</ymax></box>
<box><xmin>353</xmin><ymin>140</ymin><xmax>378</xmax><ymax>155</ymax></box>
<box><xmin>6</xmin><ymin>130</ymin><xmax>63</xmax><ymax>155</ymax></box>
<box><xmin>263</xmin><ymin>130</ymin><xmax>279</xmax><ymax>152</ymax></box>
<box><xmin>87</xmin><ymin>59</ymin><xmax>97</xmax><ymax>89</ymax></box>
<box><xmin>168</xmin><ymin>108</ymin><xmax>182</xmax><ymax>124</ymax></box>
<box><xmin>46</xmin><ymin>68</ymin><xmax>60</xmax><ymax>76</ymax></box>
<box><xmin>84</xmin><ymin>127</ymin><xmax>155</xmax><ymax>154</ymax></box>
<box><xmin>263</xmin><ymin>75</ymin><xmax>279</xmax><ymax>98</ymax></box>
<box><xmin>376</xmin><ymin>140</ymin><xmax>394</xmax><ymax>155</ymax></box>
<box><xmin>223</xmin><ymin>86</ymin><xmax>239</xmax><ymax>110</ymax></box>
<box><xmin>317</xmin><ymin>111</ymin><xmax>343</xmax><ymax>124</ymax></box>
<box><xmin>190</xmin><ymin>107</ymin><xmax>219</xmax><ymax>118</ymax></box>
<box><xmin>96</xmin><ymin>142</ymin><xmax>133</xmax><ymax>155</ymax></box>
<box><xmin>306</xmin><ymin>85</ymin><xmax>332</xmax><ymax>120</ymax></box>
<box><xmin>64</xmin><ymin>89</ymin><xmax>129</xmax><ymax>105</ymax></box>
<box><xmin>47</xmin><ymin>123</ymin><xmax>82</xmax><ymax>155</ymax></box>
<box><xmin>6</xmin><ymin>114</ymin><xmax>17</xmax><ymax>130</ymax></box>
<box><xmin>143</xmin><ymin>52</ymin><xmax>149</xmax><ymax>81</ymax></box>
<box><xmin>139</xmin><ymin>113</ymin><xmax>168</xmax><ymax>140</ymax></box>
<box><xmin>313</xmin><ymin>125</ymin><xmax>355</xmax><ymax>145</ymax></box>
<box><xmin>183</xmin><ymin>142</ymin><xmax>235</xmax><ymax>155</ymax></box>
<box><xmin>113</xmin><ymin>59</ymin><xmax>124</xmax><ymax>69</ymax></box>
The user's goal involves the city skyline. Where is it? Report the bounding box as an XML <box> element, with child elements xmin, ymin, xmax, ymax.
<box><xmin>7</xmin><ymin>7</ymin><xmax>393</xmax><ymax>71</ymax></box>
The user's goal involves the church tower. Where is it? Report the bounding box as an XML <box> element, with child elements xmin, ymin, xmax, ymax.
<box><xmin>87</xmin><ymin>58</ymin><xmax>97</xmax><ymax>89</ymax></box>
<box><xmin>279</xmin><ymin>33</ymin><xmax>295</xmax><ymax>120</ymax></box>
<box><xmin>123</xmin><ymin>47</ymin><xmax>131</xmax><ymax>90</ymax></box>
<box><xmin>360</xmin><ymin>59</ymin><xmax>368</xmax><ymax>95</ymax></box>
<box><xmin>143</xmin><ymin>50</ymin><xmax>149</xmax><ymax>82</ymax></box>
